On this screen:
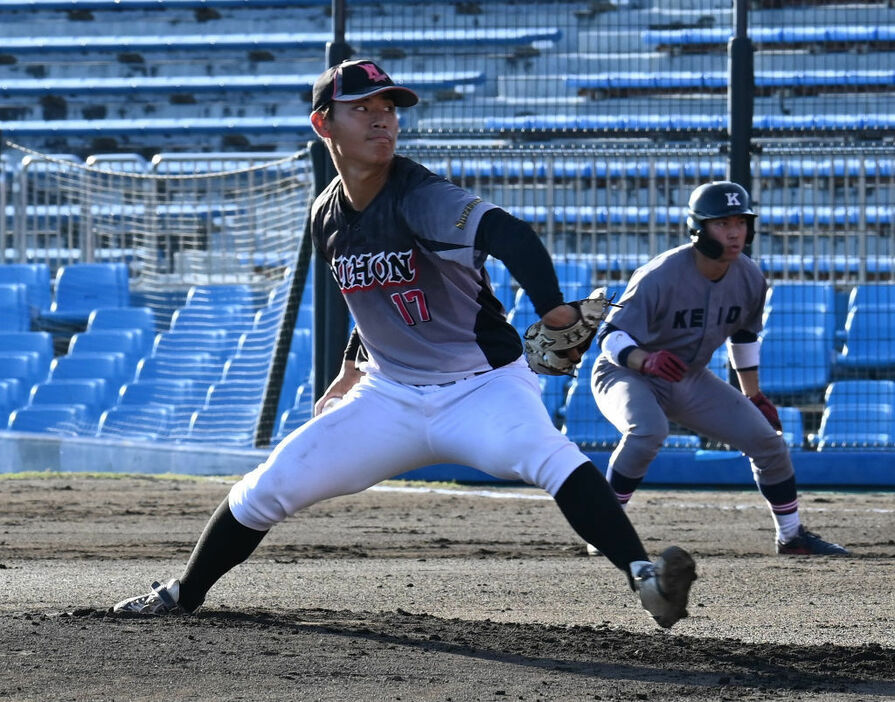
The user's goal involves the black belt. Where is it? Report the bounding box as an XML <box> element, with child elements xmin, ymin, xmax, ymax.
<box><xmin>417</xmin><ymin>369</ymin><xmax>490</xmax><ymax>388</ymax></box>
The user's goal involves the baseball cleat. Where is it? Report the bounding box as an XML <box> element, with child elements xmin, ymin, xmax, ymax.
<box><xmin>585</xmin><ymin>543</ymin><xmax>602</xmax><ymax>556</ymax></box>
<box><xmin>113</xmin><ymin>579</ymin><xmax>185</xmax><ymax>615</ymax></box>
<box><xmin>776</xmin><ymin>526</ymin><xmax>850</xmax><ymax>556</ymax></box>
<box><xmin>632</xmin><ymin>546</ymin><xmax>697</xmax><ymax>629</ymax></box>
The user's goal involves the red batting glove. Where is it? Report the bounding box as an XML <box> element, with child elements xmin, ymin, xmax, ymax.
<box><xmin>640</xmin><ymin>350</ymin><xmax>688</xmax><ymax>382</ymax></box>
<box><xmin>750</xmin><ymin>391</ymin><xmax>782</xmax><ymax>432</ymax></box>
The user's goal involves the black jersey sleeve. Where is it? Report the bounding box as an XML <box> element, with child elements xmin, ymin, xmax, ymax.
<box><xmin>730</xmin><ymin>329</ymin><xmax>759</xmax><ymax>343</ymax></box>
<box><xmin>343</xmin><ymin>327</ymin><xmax>367</xmax><ymax>363</ymax></box>
<box><xmin>475</xmin><ymin>208</ymin><xmax>564</xmax><ymax>317</ymax></box>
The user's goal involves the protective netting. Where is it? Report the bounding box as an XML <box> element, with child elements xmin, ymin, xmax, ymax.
<box><xmin>2</xmin><ymin>144</ymin><xmax>315</xmax><ymax>447</ymax></box>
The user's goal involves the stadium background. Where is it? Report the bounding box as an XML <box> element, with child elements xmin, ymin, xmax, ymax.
<box><xmin>0</xmin><ymin>0</ymin><xmax>894</xmax><ymax>486</ymax></box>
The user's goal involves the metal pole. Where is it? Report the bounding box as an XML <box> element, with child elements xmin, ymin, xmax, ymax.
<box><xmin>728</xmin><ymin>0</ymin><xmax>755</xmax><ymax>391</ymax></box>
<box><xmin>728</xmin><ymin>0</ymin><xmax>754</xmax><ymax>201</ymax></box>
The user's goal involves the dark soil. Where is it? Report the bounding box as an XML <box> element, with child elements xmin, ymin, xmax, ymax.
<box><xmin>1</xmin><ymin>474</ymin><xmax>892</xmax><ymax>701</ymax></box>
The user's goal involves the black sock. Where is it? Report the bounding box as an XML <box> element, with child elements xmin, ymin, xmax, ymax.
<box><xmin>554</xmin><ymin>462</ymin><xmax>649</xmax><ymax>584</ymax></box>
<box><xmin>608</xmin><ymin>470</ymin><xmax>643</xmax><ymax>500</ymax></box>
<box><xmin>757</xmin><ymin>475</ymin><xmax>798</xmax><ymax>509</ymax></box>
<box><xmin>178</xmin><ymin>497</ymin><xmax>269</xmax><ymax>612</ymax></box>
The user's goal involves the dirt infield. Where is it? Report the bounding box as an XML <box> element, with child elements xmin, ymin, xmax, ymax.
<box><xmin>1</xmin><ymin>473</ymin><xmax>893</xmax><ymax>701</ymax></box>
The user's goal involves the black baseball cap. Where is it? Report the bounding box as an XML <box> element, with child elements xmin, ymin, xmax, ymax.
<box><xmin>311</xmin><ymin>59</ymin><xmax>419</xmax><ymax>113</ymax></box>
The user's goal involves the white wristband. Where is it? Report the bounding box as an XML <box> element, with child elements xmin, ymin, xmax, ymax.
<box><xmin>727</xmin><ymin>339</ymin><xmax>761</xmax><ymax>369</ymax></box>
<box><xmin>602</xmin><ymin>330</ymin><xmax>639</xmax><ymax>366</ymax></box>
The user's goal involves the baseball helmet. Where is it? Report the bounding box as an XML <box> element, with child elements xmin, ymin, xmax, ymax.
<box><xmin>686</xmin><ymin>181</ymin><xmax>756</xmax><ymax>259</ymax></box>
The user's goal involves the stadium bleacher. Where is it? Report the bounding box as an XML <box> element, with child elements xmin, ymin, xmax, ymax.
<box><xmin>0</xmin><ymin>0</ymin><xmax>891</xmax><ymax>154</ymax></box>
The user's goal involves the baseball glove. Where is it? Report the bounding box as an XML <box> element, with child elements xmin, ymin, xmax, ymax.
<box><xmin>523</xmin><ymin>287</ymin><xmax>619</xmax><ymax>376</ymax></box>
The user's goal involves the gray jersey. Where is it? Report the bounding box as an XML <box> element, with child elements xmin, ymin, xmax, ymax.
<box><xmin>599</xmin><ymin>244</ymin><xmax>767</xmax><ymax>371</ymax></box>
<box><xmin>311</xmin><ymin>156</ymin><xmax>523</xmax><ymax>385</ymax></box>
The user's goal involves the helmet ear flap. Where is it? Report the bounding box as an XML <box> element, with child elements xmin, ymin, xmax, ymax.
<box><xmin>746</xmin><ymin>217</ymin><xmax>756</xmax><ymax>245</ymax></box>
<box><xmin>688</xmin><ymin>215</ymin><xmax>724</xmax><ymax>259</ymax></box>
<box><xmin>686</xmin><ymin>215</ymin><xmax>701</xmax><ymax>241</ymax></box>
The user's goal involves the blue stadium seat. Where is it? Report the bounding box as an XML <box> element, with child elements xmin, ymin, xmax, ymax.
<box><xmin>477</xmin><ymin>113</ymin><xmax>895</xmax><ymax>134</ymax></box>
<box><xmin>824</xmin><ymin>379</ymin><xmax>895</xmax><ymax>408</ymax></box>
<box><xmin>183</xmin><ymin>406</ymin><xmax>259</xmax><ymax>446</ymax></box>
<box><xmin>221</xmin><ymin>353</ymin><xmax>272</xmax><ymax>384</ymax></box>
<box><xmin>641</xmin><ymin>25</ymin><xmax>891</xmax><ymax>49</ymax></box>
<box><xmin>276</xmin><ymin>352</ymin><xmax>308</xmax><ymax>420</ymax></box>
<box><xmin>48</xmin><ymin>352</ymin><xmax>132</xmax><ymax>404</ymax></box>
<box><xmin>553</xmin><ymin>257</ymin><xmax>594</xmax><ymax>292</ymax></box>
<box><xmin>38</xmin><ymin>263</ymin><xmax>130</xmax><ymax>329</ymax></box>
<box><xmin>0</xmin><ymin>351</ymin><xmax>51</xmax><ymax>404</ymax></box>
<box><xmin>252</xmin><ymin>303</ymin><xmax>283</xmax><ymax>332</ymax></box>
<box><xmin>0</xmin><ymin>283</ymin><xmax>30</xmax><ymax>332</ymax></box>
<box><xmin>7</xmin><ymin>405</ymin><xmax>84</xmax><ymax>436</ymax></box>
<box><xmin>203</xmin><ymin>380</ymin><xmax>264</xmax><ymax>408</ymax></box>
<box><xmin>118</xmin><ymin>378</ymin><xmax>203</xmax><ymax>408</ymax></box>
<box><xmin>777</xmin><ymin>406</ymin><xmax>805</xmax><ymax>450</ymax></box>
<box><xmin>0</xmin><ymin>26</ymin><xmax>557</xmax><ymax>52</ymax></box>
<box><xmin>152</xmin><ymin>329</ymin><xmax>235</xmax><ymax>361</ymax></box>
<box><xmin>0</xmin><ymin>263</ymin><xmax>51</xmax><ymax>320</ymax></box>
<box><xmin>0</xmin><ymin>331</ymin><xmax>55</xmax><ymax>370</ymax></box>
<box><xmin>68</xmin><ymin>329</ymin><xmax>146</xmax><ymax>368</ymax></box>
<box><xmin>815</xmin><ymin>403</ymin><xmax>895</xmax><ymax>450</ymax></box>
<box><xmin>274</xmin><ymin>384</ymin><xmax>314</xmax><ymax>441</ymax></box>
<box><xmin>763</xmin><ymin>282</ymin><xmax>836</xmax><ymax>343</ymax></box>
<box><xmin>846</xmin><ymin>284</ymin><xmax>895</xmax><ymax>312</ymax></box>
<box><xmin>289</xmin><ymin>328</ymin><xmax>313</xmax><ymax>380</ymax></box>
<box><xmin>169</xmin><ymin>304</ymin><xmax>254</xmax><ymax>334</ymax></box>
<box><xmin>96</xmin><ymin>404</ymin><xmax>173</xmax><ymax>441</ymax></box>
<box><xmin>274</xmin><ymin>406</ymin><xmax>308</xmax><ymax>441</ymax></box>
<box><xmin>0</xmin><ymin>378</ymin><xmax>23</xmax><ymax>411</ymax></box>
<box><xmin>0</xmin><ymin>69</ymin><xmax>486</xmax><ymax>97</ymax></box>
<box><xmin>185</xmin><ymin>284</ymin><xmax>255</xmax><ymax>309</ymax></box>
<box><xmin>562</xmin><ymin>380</ymin><xmax>621</xmax><ymax>447</ymax></box>
<box><xmin>564</xmin><ymin>70</ymin><xmax>895</xmax><ymax>94</ymax></box>
<box><xmin>0</xmin><ymin>379</ymin><xmax>20</xmax><ymax>421</ymax></box>
<box><xmin>237</xmin><ymin>327</ymin><xmax>278</xmax><ymax>356</ymax></box>
<box><xmin>836</xmin><ymin>307</ymin><xmax>895</xmax><ymax>371</ymax></box>
<box><xmin>117</xmin><ymin>376</ymin><xmax>210</xmax><ymax>439</ymax></box>
<box><xmin>28</xmin><ymin>378</ymin><xmax>108</xmax><ymax>424</ymax></box>
<box><xmin>87</xmin><ymin>306</ymin><xmax>157</xmax><ymax>354</ymax></box>
<box><xmin>760</xmin><ymin>326</ymin><xmax>832</xmax><ymax>398</ymax></box>
<box><xmin>136</xmin><ymin>352</ymin><xmax>225</xmax><ymax>384</ymax></box>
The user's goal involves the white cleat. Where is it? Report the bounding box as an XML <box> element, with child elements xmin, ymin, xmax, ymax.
<box><xmin>113</xmin><ymin>579</ymin><xmax>185</xmax><ymax>615</ymax></box>
<box><xmin>631</xmin><ymin>546</ymin><xmax>697</xmax><ymax>629</ymax></box>
<box><xmin>585</xmin><ymin>543</ymin><xmax>602</xmax><ymax>556</ymax></box>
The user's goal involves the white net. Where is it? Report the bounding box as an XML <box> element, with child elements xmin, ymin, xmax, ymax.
<box><xmin>3</xmin><ymin>144</ymin><xmax>315</xmax><ymax>448</ymax></box>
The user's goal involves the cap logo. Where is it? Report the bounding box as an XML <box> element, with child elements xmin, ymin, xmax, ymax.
<box><xmin>725</xmin><ymin>192</ymin><xmax>742</xmax><ymax>206</ymax></box>
<box><xmin>358</xmin><ymin>63</ymin><xmax>389</xmax><ymax>82</ymax></box>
